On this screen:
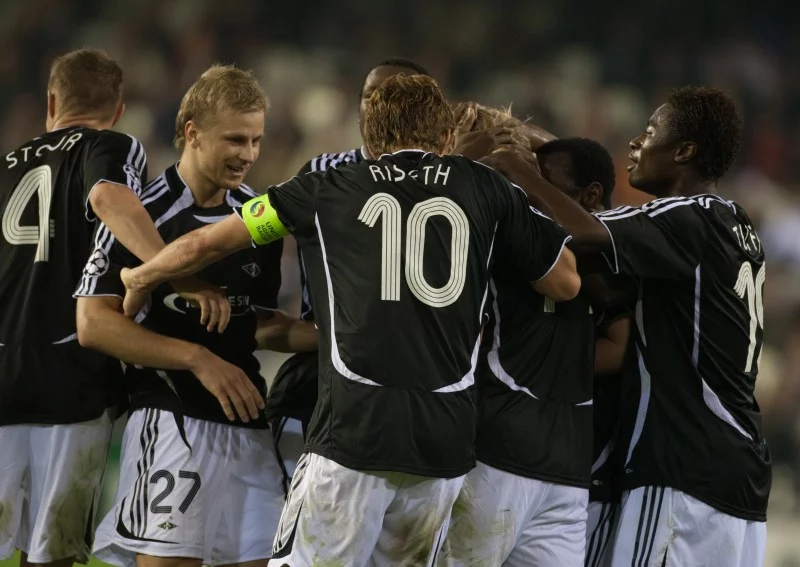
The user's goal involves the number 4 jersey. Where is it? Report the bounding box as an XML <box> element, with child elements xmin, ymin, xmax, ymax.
<box><xmin>595</xmin><ymin>195</ymin><xmax>771</xmax><ymax>520</ymax></box>
<box><xmin>0</xmin><ymin>126</ymin><xmax>146</xmax><ymax>425</ymax></box>
<box><xmin>240</xmin><ymin>149</ymin><xmax>571</xmax><ymax>478</ymax></box>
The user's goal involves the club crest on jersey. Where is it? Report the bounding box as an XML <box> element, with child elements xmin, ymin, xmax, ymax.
<box><xmin>83</xmin><ymin>249</ymin><xmax>109</xmax><ymax>277</ymax></box>
<box><xmin>242</xmin><ymin>262</ymin><xmax>261</xmax><ymax>278</ymax></box>
<box><xmin>250</xmin><ymin>201</ymin><xmax>266</xmax><ymax>218</ymax></box>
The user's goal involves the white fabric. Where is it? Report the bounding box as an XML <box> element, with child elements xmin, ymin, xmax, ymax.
<box><xmin>93</xmin><ymin>408</ymin><xmax>284</xmax><ymax>566</ymax></box>
<box><xmin>269</xmin><ymin>452</ymin><xmax>463</xmax><ymax>567</ymax></box>
<box><xmin>0</xmin><ymin>411</ymin><xmax>113</xmax><ymax>563</ymax></box>
<box><xmin>438</xmin><ymin>461</ymin><xmax>588</xmax><ymax>567</ymax></box>
<box><xmin>608</xmin><ymin>486</ymin><xmax>767</xmax><ymax>567</ymax></box>
<box><xmin>585</xmin><ymin>500</ymin><xmax>618</xmax><ymax>567</ymax></box>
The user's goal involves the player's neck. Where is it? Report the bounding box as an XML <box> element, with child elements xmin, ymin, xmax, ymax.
<box><xmin>176</xmin><ymin>160</ymin><xmax>227</xmax><ymax>208</ymax></box>
<box><xmin>48</xmin><ymin>115</ymin><xmax>109</xmax><ymax>132</ymax></box>
<box><xmin>664</xmin><ymin>172</ymin><xmax>716</xmax><ymax>198</ymax></box>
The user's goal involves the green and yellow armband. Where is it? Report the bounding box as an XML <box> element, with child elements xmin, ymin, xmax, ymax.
<box><xmin>241</xmin><ymin>194</ymin><xmax>289</xmax><ymax>245</ymax></box>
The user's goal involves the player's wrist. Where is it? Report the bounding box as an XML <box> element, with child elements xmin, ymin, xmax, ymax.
<box><xmin>185</xmin><ymin>343</ymin><xmax>212</xmax><ymax>372</ymax></box>
<box><xmin>122</xmin><ymin>266</ymin><xmax>153</xmax><ymax>292</ymax></box>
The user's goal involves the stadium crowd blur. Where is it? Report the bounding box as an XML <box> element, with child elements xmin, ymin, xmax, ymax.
<box><xmin>3</xmin><ymin>0</ymin><xmax>800</xmax><ymax>560</ymax></box>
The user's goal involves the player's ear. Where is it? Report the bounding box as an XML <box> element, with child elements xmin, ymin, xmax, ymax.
<box><xmin>674</xmin><ymin>141</ymin><xmax>696</xmax><ymax>165</ymax></box>
<box><xmin>110</xmin><ymin>102</ymin><xmax>125</xmax><ymax>128</ymax></box>
<box><xmin>185</xmin><ymin>120</ymin><xmax>200</xmax><ymax>149</ymax></box>
<box><xmin>580</xmin><ymin>182</ymin><xmax>603</xmax><ymax>210</ymax></box>
<box><xmin>47</xmin><ymin>91</ymin><xmax>57</xmax><ymax>121</ymax></box>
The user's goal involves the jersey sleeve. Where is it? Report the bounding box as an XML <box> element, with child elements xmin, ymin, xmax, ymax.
<box><xmin>250</xmin><ymin>240</ymin><xmax>284</xmax><ymax>312</ymax></box>
<box><xmin>73</xmin><ymin>225</ymin><xmax>138</xmax><ymax>298</ymax></box>
<box><xmin>594</xmin><ymin>199</ymin><xmax>706</xmax><ymax>279</ymax></box>
<box><xmin>492</xmin><ymin>175</ymin><xmax>572</xmax><ymax>283</ymax></box>
<box><xmin>83</xmin><ymin>131</ymin><xmax>147</xmax><ymax>220</ymax></box>
<box><xmin>239</xmin><ymin>173</ymin><xmax>322</xmax><ymax>246</ymax></box>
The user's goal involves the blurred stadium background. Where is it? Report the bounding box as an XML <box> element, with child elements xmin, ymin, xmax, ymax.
<box><xmin>1</xmin><ymin>0</ymin><xmax>800</xmax><ymax>564</ymax></box>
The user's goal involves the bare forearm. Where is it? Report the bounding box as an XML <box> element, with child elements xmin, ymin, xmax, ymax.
<box><xmin>256</xmin><ymin>317</ymin><xmax>318</xmax><ymax>353</ymax></box>
<box><xmin>129</xmin><ymin>228</ymin><xmax>228</xmax><ymax>290</ymax></box>
<box><xmin>78</xmin><ymin>303</ymin><xmax>204</xmax><ymax>370</ymax></box>
<box><xmin>91</xmin><ymin>182</ymin><xmax>165</xmax><ymax>262</ymax></box>
<box><xmin>594</xmin><ymin>316</ymin><xmax>631</xmax><ymax>375</ymax></box>
<box><xmin>127</xmin><ymin>215</ymin><xmax>252</xmax><ymax>291</ymax></box>
<box><xmin>507</xmin><ymin>165</ymin><xmax>610</xmax><ymax>254</ymax></box>
<box><xmin>595</xmin><ymin>337</ymin><xmax>625</xmax><ymax>375</ymax></box>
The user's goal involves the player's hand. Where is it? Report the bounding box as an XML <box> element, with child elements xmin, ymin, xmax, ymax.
<box><xmin>120</xmin><ymin>267</ymin><xmax>151</xmax><ymax>319</ymax></box>
<box><xmin>453</xmin><ymin>101</ymin><xmax>478</xmax><ymax>133</ymax></box>
<box><xmin>190</xmin><ymin>348</ymin><xmax>265</xmax><ymax>422</ymax></box>
<box><xmin>480</xmin><ymin>144</ymin><xmax>539</xmax><ymax>178</ymax></box>
<box><xmin>524</xmin><ymin>123</ymin><xmax>558</xmax><ymax>151</ymax></box>
<box><xmin>454</xmin><ymin>126</ymin><xmax>517</xmax><ymax>161</ymax></box>
<box><xmin>171</xmin><ymin>277</ymin><xmax>231</xmax><ymax>334</ymax></box>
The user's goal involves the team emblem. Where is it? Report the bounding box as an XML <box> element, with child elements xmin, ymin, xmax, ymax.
<box><xmin>157</xmin><ymin>520</ymin><xmax>177</xmax><ymax>530</ymax></box>
<box><xmin>242</xmin><ymin>262</ymin><xmax>261</xmax><ymax>278</ymax></box>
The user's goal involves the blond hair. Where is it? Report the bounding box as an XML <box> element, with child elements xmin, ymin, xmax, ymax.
<box><xmin>174</xmin><ymin>64</ymin><xmax>269</xmax><ymax>150</ymax></box>
<box><xmin>363</xmin><ymin>74</ymin><xmax>455</xmax><ymax>156</ymax></box>
<box><xmin>453</xmin><ymin>102</ymin><xmax>534</xmax><ymax>151</ymax></box>
<box><xmin>48</xmin><ymin>48</ymin><xmax>123</xmax><ymax>118</ymax></box>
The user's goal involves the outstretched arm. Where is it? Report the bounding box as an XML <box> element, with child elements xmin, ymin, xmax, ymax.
<box><xmin>121</xmin><ymin>214</ymin><xmax>256</xmax><ymax>316</ymax></box>
<box><xmin>482</xmin><ymin>148</ymin><xmax>611</xmax><ymax>254</ymax></box>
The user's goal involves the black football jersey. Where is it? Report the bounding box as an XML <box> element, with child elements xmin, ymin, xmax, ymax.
<box><xmin>595</xmin><ymin>195</ymin><xmax>771</xmax><ymax>520</ymax></box>
<box><xmin>243</xmin><ymin>150</ymin><xmax>570</xmax><ymax>477</ymax></box>
<box><xmin>0</xmin><ymin>127</ymin><xmax>146</xmax><ymax>425</ymax></box>
<box><xmin>475</xmin><ymin>267</ymin><xmax>594</xmax><ymax>487</ymax></box>
<box><xmin>76</xmin><ymin>165</ymin><xmax>283</xmax><ymax>428</ymax></box>
<box><xmin>296</xmin><ymin>146</ymin><xmax>368</xmax><ymax>321</ymax></box>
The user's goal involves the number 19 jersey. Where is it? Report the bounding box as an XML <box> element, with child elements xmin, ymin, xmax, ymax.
<box><xmin>241</xmin><ymin>150</ymin><xmax>570</xmax><ymax>477</ymax></box>
<box><xmin>595</xmin><ymin>195</ymin><xmax>771</xmax><ymax>520</ymax></box>
<box><xmin>0</xmin><ymin>127</ymin><xmax>146</xmax><ymax>425</ymax></box>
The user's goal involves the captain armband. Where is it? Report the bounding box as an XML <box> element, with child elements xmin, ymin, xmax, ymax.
<box><xmin>240</xmin><ymin>194</ymin><xmax>289</xmax><ymax>245</ymax></box>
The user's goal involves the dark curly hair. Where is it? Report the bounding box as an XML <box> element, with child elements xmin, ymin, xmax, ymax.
<box><xmin>666</xmin><ymin>86</ymin><xmax>743</xmax><ymax>182</ymax></box>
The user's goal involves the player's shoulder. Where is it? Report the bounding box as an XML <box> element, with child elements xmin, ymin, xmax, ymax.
<box><xmin>86</xmin><ymin>129</ymin><xmax>143</xmax><ymax>154</ymax></box>
<box><xmin>305</xmin><ymin>147</ymin><xmax>363</xmax><ymax>173</ymax></box>
<box><xmin>136</xmin><ymin>170</ymin><xmax>175</xmax><ymax>214</ymax></box>
<box><xmin>229</xmin><ymin>183</ymin><xmax>261</xmax><ymax>205</ymax></box>
<box><xmin>597</xmin><ymin>194</ymin><xmax>740</xmax><ymax>223</ymax></box>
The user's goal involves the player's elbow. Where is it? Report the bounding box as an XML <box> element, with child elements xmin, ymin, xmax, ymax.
<box><xmin>76</xmin><ymin>297</ymin><xmax>118</xmax><ymax>351</ymax></box>
<box><xmin>547</xmin><ymin>271</ymin><xmax>582</xmax><ymax>302</ymax></box>
<box><xmin>87</xmin><ymin>182</ymin><xmax>122</xmax><ymax>220</ymax></box>
<box><xmin>76</xmin><ymin>299</ymin><xmax>102</xmax><ymax>349</ymax></box>
<box><xmin>531</xmin><ymin>247</ymin><xmax>581</xmax><ymax>301</ymax></box>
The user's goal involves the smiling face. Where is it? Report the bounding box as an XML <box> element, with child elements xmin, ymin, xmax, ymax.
<box><xmin>627</xmin><ymin>103</ymin><xmax>683</xmax><ymax>197</ymax></box>
<box><xmin>185</xmin><ymin>108</ymin><xmax>264</xmax><ymax>189</ymax></box>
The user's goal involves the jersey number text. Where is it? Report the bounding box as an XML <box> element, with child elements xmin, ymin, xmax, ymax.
<box><xmin>359</xmin><ymin>193</ymin><xmax>469</xmax><ymax>308</ymax></box>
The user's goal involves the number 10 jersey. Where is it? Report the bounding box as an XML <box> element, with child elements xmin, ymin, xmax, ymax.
<box><xmin>242</xmin><ymin>149</ymin><xmax>570</xmax><ymax>478</ymax></box>
<box><xmin>0</xmin><ymin>126</ymin><xmax>146</xmax><ymax>425</ymax></box>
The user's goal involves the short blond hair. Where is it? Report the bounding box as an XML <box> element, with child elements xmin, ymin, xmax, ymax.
<box><xmin>174</xmin><ymin>64</ymin><xmax>269</xmax><ymax>151</ymax></box>
<box><xmin>48</xmin><ymin>48</ymin><xmax>123</xmax><ymax>118</ymax></box>
<box><xmin>453</xmin><ymin>102</ymin><xmax>534</xmax><ymax>151</ymax></box>
<box><xmin>363</xmin><ymin>74</ymin><xmax>455</xmax><ymax>156</ymax></box>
